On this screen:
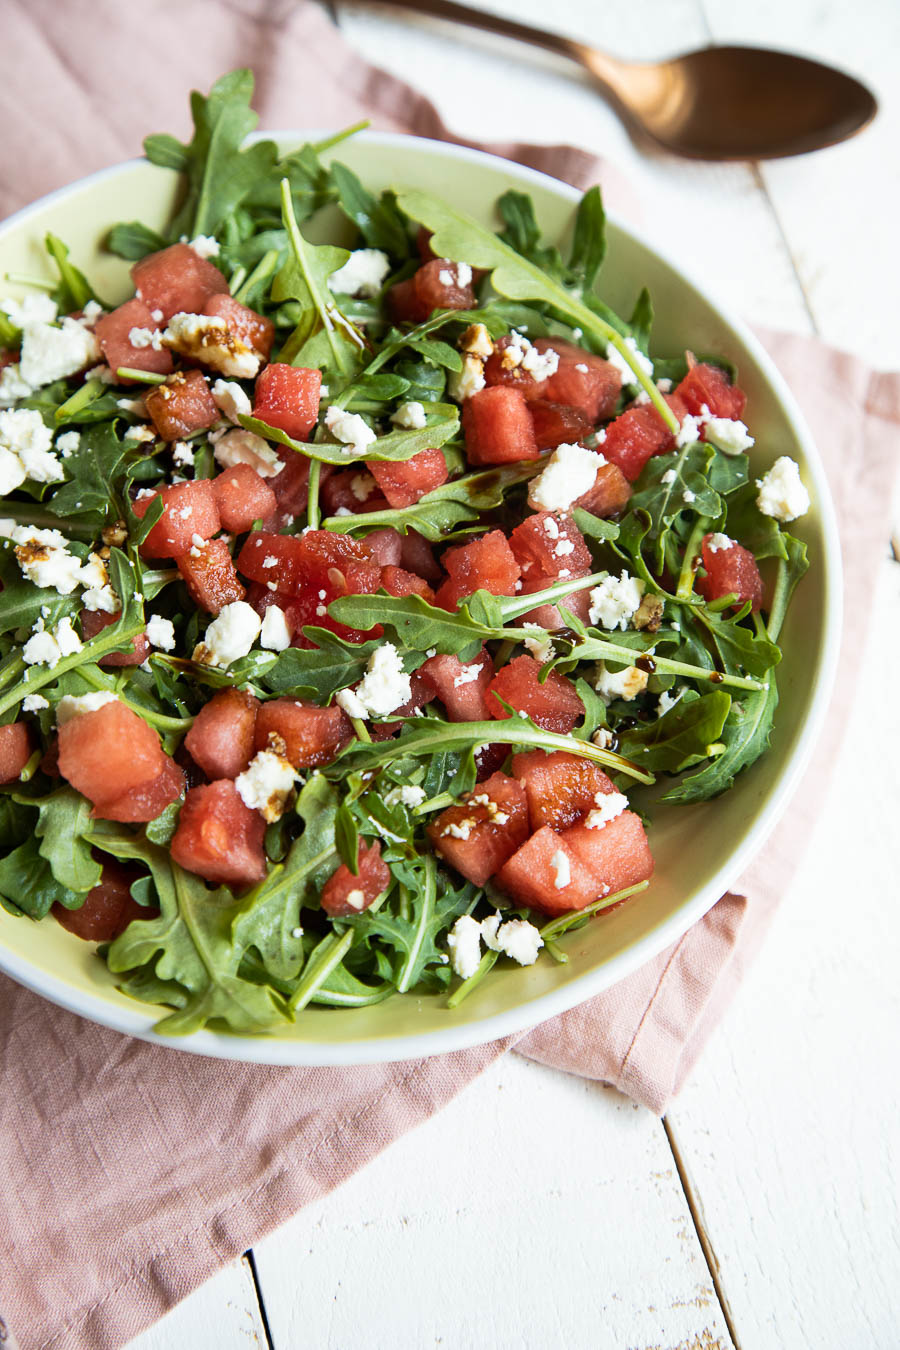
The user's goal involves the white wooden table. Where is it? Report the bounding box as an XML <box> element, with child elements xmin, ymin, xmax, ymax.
<box><xmin>130</xmin><ymin>3</ymin><xmax>900</xmax><ymax>1346</ymax></box>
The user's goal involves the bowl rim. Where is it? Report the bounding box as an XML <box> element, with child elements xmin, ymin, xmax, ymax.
<box><xmin>0</xmin><ymin>130</ymin><xmax>843</xmax><ymax>1065</ymax></box>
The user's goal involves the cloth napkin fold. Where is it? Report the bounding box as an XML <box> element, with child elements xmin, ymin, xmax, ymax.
<box><xmin>1</xmin><ymin>3</ymin><xmax>898</xmax><ymax>1348</ymax></box>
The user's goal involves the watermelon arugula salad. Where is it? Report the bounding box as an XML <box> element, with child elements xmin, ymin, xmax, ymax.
<box><xmin>0</xmin><ymin>71</ymin><xmax>811</xmax><ymax>1035</ymax></box>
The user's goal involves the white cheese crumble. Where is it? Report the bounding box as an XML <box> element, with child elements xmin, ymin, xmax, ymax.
<box><xmin>0</xmin><ymin>409</ymin><xmax>63</xmax><ymax>483</ymax></box>
<box><xmin>588</xmin><ymin>571</ymin><xmax>645</xmax><ymax>630</ymax></box>
<box><xmin>349</xmin><ymin>473</ymin><xmax>374</xmax><ymax>502</ymax></box>
<box><xmin>163</xmin><ymin>312</ymin><xmax>260</xmax><ymax>378</ymax></box>
<box><xmin>4</xmin><ymin>523</ymin><xmax>83</xmax><ymax>593</ymax></box>
<box><xmin>259</xmin><ymin>605</ymin><xmax>291</xmax><ymax>652</ymax></box>
<box><xmin>213</xmin><ymin>427</ymin><xmax>282</xmax><ymax>477</ymax></box>
<box><xmin>527</xmin><ymin>442</ymin><xmax>599</xmax><ymax>512</ymax></box>
<box><xmin>22</xmin><ymin>693</ymin><xmax>49</xmax><ymax>712</ymax></box>
<box><xmin>661</xmin><ymin>469</ymin><xmax>677</xmax><ymax>485</ymax></box>
<box><xmin>606</xmin><ymin>336</ymin><xmax>654</xmax><ymax>384</ymax></box>
<box><xmin>437</xmin><ymin>261</ymin><xmax>472</xmax><ymax>289</ymax></box>
<box><xmin>345</xmin><ymin>889</ymin><xmax>367</xmax><ymax>911</ymax></box>
<box><xmin>703</xmin><ymin>413</ymin><xmax>754</xmax><ymax>455</ymax></box>
<box><xmin>483</xmin><ymin>915</ymin><xmax>544</xmax><ymax>966</ymax></box>
<box><xmin>235</xmin><ymin>749</ymin><xmax>296</xmax><ymax>823</ymax></box>
<box><xmin>56</xmin><ymin>430</ymin><xmax>80</xmax><ymax>458</ymax></box>
<box><xmin>501</xmin><ymin>331</ymin><xmax>559</xmax><ymax>381</ymax></box>
<box><xmin>657</xmin><ymin>685</ymin><xmax>685</xmax><ymax>716</ymax></box>
<box><xmin>584</xmin><ymin>791</ymin><xmax>629</xmax><ymax>829</ymax></box>
<box><xmin>676</xmin><ymin>413</ymin><xmax>703</xmax><ymax>448</ymax></box>
<box><xmin>0</xmin><ymin>364</ymin><xmax>35</xmax><ymax>408</ymax></box>
<box><xmin>446</xmin><ymin>915</ymin><xmax>483</xmax><ymax>980</ymax></box>
<box><xmin>193</xmin><ymin>601</ymin><xmax>262</xmax><ymax>668</ymax></box>
<box><xmin>324</xmin><ymin>406</ymin><xmax>377</xmax><ymax>457</ymax></box>
<box><xmin>521</xmin><ymin>622</ymin><xmax>554</xmax><ymax>664</ymax></box>
<box><xmin>172</xmin><ymin>441</ymin><xmax>195</xmax><ymax>469</ymax></box>
<box><xmin>447</xmin><ymin>353</ymin><xmax>486</xmax><ymax>402</ymax></box>
<box><xmin>682</xmin><ymin>489</ymin><xmax>696</xmax><ymax>504</ymax></box>
<box><xmin>328</xmin><ymin>249</ymin><xmax>391</xmax><ymax>298</ymax></box>
<box><xmin>755</xmin><ymin>456</ymin><xmax>810</xmax><ymax>523</ymax></box>
<box><xmin>353</xmin><ymin>643</ymin><xmax>411</xmax><ymax>716</ymax></box>
<box><xmin>460</xmin><ymin>323</ymin><xmax>493</xmax><ymax>360</ymax></box>
<box><xmin>336</xmin><ymin>687</ymin><xmax>368</xmax><ymax>720</ymax></box>
<box><xmin>55</xmin><ymin>691</ymin><xmax>118</xmax><ymax>725</ymax></box>
<box><xmin>706</xmin><ymin>533</ymin><xmax>734</xmax><ymax>554</ymax></box>
<box><xmin>188</xmin><ymin>234</ymin><xmax>220</xmax><ymax>259</ymax></box>
<box><xmin>594</xmin><ymin>662</ymin><xmax>649</xmax><ymax>702</ymax></box>
<box><xmin>390</xmin><ymin>400</ymin><xmax>427</xmax><ymax>430</ymax></box>
<box><xmin>592</xmin><ymin>726</ymin><xmax>614</xmax><ymax>749</ymax></box>
<box><xmin>211</xmin><ymin>378</ymin><xmax>252</xmax><ymax>424</ymax></box>
<box><xmin>128</xmin><ymin>326</ymin><xmax>164</xmax><ymax>351</ymax></box>
<box><xmin>0</xmin><ymin>293</ymin><xmax>58</xmax><ymax>327</ymax></box>
<box><xmin>384</xmin><ymin>784</ymin><xmax>427</xmax><ymax>809</ymax></box>
<box><xmin>145</xmin><ymin>614</ymin><xmax>176</xmax><ymax>651</ymax></box>
<box><xmin>550</xmin><ymin>849</ymin><xmax>571</xmax><ymax>889</ymax></box>
<box><xmin>18</xmin><ymin>316</ymin><xmax>100</xmax><ymax>391</ymax></box>
<box><xmin>452</xmin><ymin>663</ymin><xmax>482</xmax><ymax>688</ymax></box>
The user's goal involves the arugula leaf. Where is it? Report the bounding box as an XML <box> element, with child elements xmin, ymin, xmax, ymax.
<box><xmin>44</xmin><ymin>234</ymin><xmax>104</xmax><ymax>310</ymax></box>
<box><xmin>355</xmin><ymin>855</ymin><xmax>471</xmax><ymax>992</ymax></box>
<box><xmin>330</xmin><ymin>161</ymin><xmax>411</xmax><ymax>258</ymax></box>
<box><xmin>497</xmin><ymin>191</ymin><xmax>566</xmax><ymax>279</ymax></box>
<box><xmin>569</xmin><ymin>185</ymin><xmax>606</xmax><ymax>291</ymax></box>
<box><xmin>694</xmin><ymin>607</ymin><xmax>782</xmax><ymax>679</ymax></box>
<box><xmin>106</xmin><ymin>221</ymin><xmax>167</xmax><ymax>261</ymax></box>
<box><xmin>31</xmin><ymin>787</ymin><xmax>102</xmax><ymax>893</ymax></box>
<box><xmin>241</xmin><ymin>404</ymin><xmax>459</xmax><ymax>466</ymax></box>
<box><xmin>767</xmin><ymin>534</ymin><xmax>809</xmax><ymax>643</ymax></box>
<box><xmin>0</xmin><ymin>835</ymin><xmax>77</xmax><ymax>919</ymax></box>
<box><xmin>618</xmin><ymin>690</ymin><xmax>732</xmax><ymax>773</ymax></box>
<box><xmin>404</xmin><ymin>337</ymin><xmax>462</xmax><ymax>372</ymax></box>
<box><xmin>45</xmin><ymin>421</ymin><xmax>129</xmax><ymax>522</ymax></box>
<box><xmin>259</xmin><ymin>635</ymin><xmax>380</xmax><ymax>701</ymax></box>
<box><xmin>661</xmin><ymin>677</ymin><xmax>778</xmax><ymax>803</ymax></box>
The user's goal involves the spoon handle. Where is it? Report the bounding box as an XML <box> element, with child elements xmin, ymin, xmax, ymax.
<box><xmin>365</xmin><ymin>0</ymin><xmax>589</xmax><ymax>66</ymax></box>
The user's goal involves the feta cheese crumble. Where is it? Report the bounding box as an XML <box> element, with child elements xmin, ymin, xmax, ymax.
<box><xmin>235</xmin><ymin>749</ymin><xmax>296</xmax><ymax>823</ymax></box>
<box><xmin>172</xmin><ymin>441</ymin><xmax>195</xmax><ymax>469</ymax></box>
<box><xmin>55</xmin><ymin>691</ymin><xmax>118</xmax><ymax>725</ymax></box>
<box><xmin>459</xmin><ymin>323</ymin><xmax>493</xmax><ymax>360</ymax></box>
<box><xmin>193</xmin><ymin>601</ymin><xmax>262</xmax><ymax>668</ymax></box>
<box><xmin>594</xmin><ymin>662</ymin><xmax>649</xmax><ymax>702</ymax></box>
<box><xmin>0</xmin><ymin>408</ymin><xmax>63</xmax><ymax>484</ymax></box>
<box><xmin>446</xmin><ymin>915</ymin><xmax>483</xmax><ymax>980</ymax></box>
<box><xmin>328</xmin><ymin>249</ymin><xmax>391</xmax><ymax>298</ymax></box>
<box><xmin>188</xmin><ymin>234</ymin><xmax>220</xmax><ymax>259</ymax></box>
<box><xmin>18</xmin><ymin>316</ymin><xmax>100</xmax><ymax>392</ymax></box>
<box><xmin>163</xmin><ymin>312</ymin><xmax>260</xmax><ymax>378</ymax></box>
<box><xmin>755</xmin><ymin>456</ymin><xmax>810</xmax><ymax>523</ymax></box>
<box><xmin>213</xmin><ymin>428</ymin><xmax>282</xmax><ymax>477</ymax></box>
<box><xmin>145</xmin><ymin>614</ymin><xmax>176</xmax><ymax>651</ymax></box>
<box><xmin>452</xmin><ymin>663</ymin><xmax>482</xmax><ymax>688</ymax></box>
<box><xmin>448</xmin><ymin>353</ymin><xmax>486</xmax><ymax>402</ymax></box>
<box><xmin>527</xmin><ymin>442</ymin><xmax>599</xmax><ymax>512</ymax></box>
<box><xmin>657</xmin><ymin>685</ymin><xmax>685</xmax><ymax>716</ymax></box>
<box><xmin>500</xmin><ymin>331</ymin><xmax>559</xmax><ymax>381</ymax></box>
<box><xmin>336</xmin><ymin>687</ymin><xmax>368</xmax><ymax>721</ymax></box>
<box><xmin>128</xmin><ymin>326</ymin><xmax>164</xmax><ymax>351</ymax></box>
<box><xmin>259</xmin><ymin>605</ymin><xmax>291</xmax><ymax>652</ymax></box>
<box><xmin>390</xmin><ymin>400</ymin><xmax>427</xmax><ymax>430</ymax></box>
<box><xmin>550</xmin><ymin>849</ymin><xmax>571</xmax><ymax>889</ymax></box>
<box><xmin>4</xmin><ymin>523</ymin><xmax>83</xmax><ymax>593</ymax></box>
<box><xmin>22</xmin><ymin>694</ymin><xmax>49</xmax><ymax>712</ymax></box>
<box><xmin>384</xmin><ymin>784</ymin><xmax>427</xmax><ymax>809</ymax></box>
<box><xmin>606</xmin><ymin>336</ymin><xmax>654</xmax><ymax>384</ymax></box>
<box><xmin>211</xmin><ymin>378</ymin><xmax>252</xmax><ymax>424</ymax></box>
<box><xmin>588</xmin><ymin>571</ymin><xmax>645</xmax><ymax>630</ymax></box>
<box><xmin>584</xmin><ymin>791</ymin><xmax>629</xmax><ymax>829</ymax></box>
<box><xmin>481</xmin><ymin>915</ymin><xmax>544</xmax><ymax>966</ymax></box>
<box><xmin>676</xmin><ymin>413</ymin><xmax>703</xmax><ymax>448</ymax></box>
<box><xmin>703</xmin><ymin>414</ymin><xmax>754</xmax><ymax>455</ymax></box>
<box><xmin>324</xmin><ymin>405</ymin><xmax>377</xmax><ymax>457</ymax></box>
<box><xmin>706</xmin><ymin>533</ymin><xmax>734</xmax><ymax>553</ymax></box>
<box><xmin>521</xmin><ymin>622</ymin><xmax>554</xmax><ymax>664</ymax></box>
<box><xmin>353</xmin><ymin>643</ymin><xmax>411</xmax><ymax>716</ymax></box>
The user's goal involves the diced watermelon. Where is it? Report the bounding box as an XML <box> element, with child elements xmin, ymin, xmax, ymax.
<box><xmin>380</xmin><ymin>565</ymin><xmax>434</xmax><ymax>602</ymax></box>
<box><xmin>170</xmin><ymin>780</ymin><xmax>267</xmax><ymax>888</ymax></box>
<box><xmin>487</xmin><ymin>655</ymin><xmax>584</xmax><ymax>733</ymax></box>
<box><xmin>419</xmin><ymin>647</ymin><xmax>495</xmax><ymax>721</ymax></box>
<box><xmin>367</xmin><ymin>447</ymin><xmax>448</xmax><ymax>508</ymax></box>
<box><xmin>0</xmin><ymin>349</ymin><xmax>18</xmax><ymax>370</ymax></box>
<box><xmin>414</xmin><ymin>260</ymin><xmax>475</xmax><ymax>315</ymax></box>
<box><xmin>131</xmin><ymin>242</ymin><xmax>229</xmax><ymax>322</ymax></box>
<box><xmin>511</xmin><ymin>749</ymin><xmax>618</xmax><ymax>832</ymax></box>
<box><xmin>462</xmin><ymin>386</ymin><xmax>540</xmax><ymax>466</ymax></box>
<box><xmin>286</xmin><ymin>568</ymin><xmax>384</xmax><ymax>648</ymax></box>
<box><xmin>518</xmin><ymin>586</ymin><xmax>591</xmax><ymax>634</ymax></box>
<box><xmin>176</xmin><ymin>539</ymin><xmax>246</xmax><ymax>614</ymax></box>
<box><xmin>211</xmin><ymin>464</ymin><xmax>277</xmax><ymax>533</ymax></box>
<box><xmin>237</xmin><ymin>531</ymin><xmax>309</xmax><ymax>590</ymax></box>
<box><xmin>535</xmin><ymin>339</ymin><xmax>622</xmax><ymax>422</ymax></box>
<box><xmin>601</xmin><ymin>397</ymin><xmax>687</xmax><ymax>482</ymax></box>
<box><xmin>474</xmin><ymin>742</ymin><xmax>508</xmax><ymax>781</ymax></box>
<box><xmin>696</xmin><ymin>533</ymin><xmax>763</xmax><ymax>611</ymax></box>
<box><xmin>81</xmin><ymin>608</ymin><xmax>151</xmax><ymax>666</ymax></box>
<box><xmin>254</xmin><ymin>698</ymin><xmax>353</xmax><ymax>768</ymax></box>
<box><xmin>321</xmin><ymin>840</ymin><xmax>391</xmax><ymax>917</ymax></box>
<box><xmin>509</xmin><ymin>512</ymin><xmax>592</xmax><ymax>584</ymax></box>
<box><xmin>40</xmin><ymin>736</ymin><xmax>60</xmax><ymax>778</ymax></box>
<box><xmin>321</xmin><ymin>469</ymin><xmax>388</xmax><ymax>517</ymax></box>
<box><xmin>496</xmin><ymin>826</ymin><xmax>602</xmax><ymax>914</ymax></box>
<box><xmin>676</xmin><ymin>362</ymin><xmax>746</xmax><ymax>420</ymax></box>
<box><xmin>133</xmin><ymin>479</ymin><xmax>220</xmax><ymax>559</ymax></box>
<box><xmin>184</xmin><ymin>687</ymin><xmax>260</xmax><ymax>779</ymax></box>
<box><xmin>202</xmin><ymin>294</ymin><xmax>274</xmax><ymax>360</ymax></box>
<box><xmin>427</xmin><ymin>772</ymin><xmax>529</xmax><ymax>886</ymax></box>
<box><xmin>356</xmin><ymin>528</ymin><xmax>403</xmax><ymax>568</ymax></box>
<box><xmin>528</xmin><ymin>400</ymin><xmax>592</xmax><ymax>450</ymax></box>
<box><xmin>399</xmin><ymin>528</ymin><xmax>441</xmax><ymax>581</ymax></box>
<box><xmin>58</xmin><ymin>701</ymin><xmax>166</xmax><ymax>804</ymax></box>
<box><xmin>253</xmin><ymin>364</ymin><xmax>321</xmax><ymax>441</ymax></box>
<box><xmin>93</xmin><ymin>298</ymin><xmax>173</xmax><ymax>383</ymax></box>
<box><xmin>52</xmin><ymin>858</ymin><xmax>152</xmax><ymax>942</ymax></box>
<box><xmin>0</xmin><ymin>722</ymin><xmax>32</xmax><ymax>783</ymax></box>
<box><xmin>576</xmin><ymin>459</ymin><xmax>632</xmax><ymax>517</ymax></box>
<box><xmin>267</xmin><ymin>448</ymin><xmax>313</xmax><ymax>524</ymax></box>
<box><xmin>387</xmin><ymin>278</ymin><xmax>428</xmax><ymax>325</ymax></box>
<box><xmin>563</xmin><ymin>810</ymin><xmax>654</xmax><ymax>896</ymax></box>
<box><xmin>92</xmin><ymin>756</ymin><xmax>184</xmax><ymax>823</ymax></box>
<box><xmin>145</xmin><ymin>369</ymin><xmax>219</xmax><ymax>442</ymax></box>
<box><xmin>441</xmin><ymin>530</ymin><xmax>521</xmax><ymax>600</ymax></box>
<box><xmin>239</xmin><ymin>531</ymin><xmax>382</xmax><ymax>644</ymax></box>
<box><xmin>416</xmin><ymin>226</ymin><xmax>438</xmax><ymax>263</ymax></box>
<box><xmin>483</xmin><ymin>335</ymin><xmax>552</xmax><ymax>401</ymax></box>
<box><xmin>244</xmin><ymin>580</ymin><xmax>293</xmax><ymax>623</ymax></box>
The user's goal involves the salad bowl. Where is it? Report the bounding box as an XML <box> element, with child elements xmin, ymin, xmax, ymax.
<box><xmin>0</xmin><ymin>129</ymin><xmax>841</xmax><ymax>1065</ymax></box>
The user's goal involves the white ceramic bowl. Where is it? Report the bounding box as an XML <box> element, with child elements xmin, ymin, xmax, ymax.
<box><xmin>0</xmin><ymin>133</ymin><xmax>842</xmax><ymax>1063</ymax></box>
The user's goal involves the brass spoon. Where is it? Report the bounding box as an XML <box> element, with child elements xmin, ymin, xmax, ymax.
<box><xmin>369</xmin><ymin>0</ymin><xmax>877</xmax><ymax>159</ymax></box>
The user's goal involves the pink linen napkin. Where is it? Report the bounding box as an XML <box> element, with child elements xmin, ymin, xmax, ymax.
<box><xmin>1</xmin><ymin>3</ymin><xmax>898</xmax><ymax>1348</ymax></box>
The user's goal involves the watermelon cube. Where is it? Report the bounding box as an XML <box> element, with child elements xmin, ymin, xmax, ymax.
<box><xmin>92</xmin><ymin>756</ymin><xmax>184</xmax><ymax>823</ymax></box>
<box><xmin>528</xmin><ymin>399</ymin><xmax>592</xmax><ymax>451</ymax></box>
<box><xmin>427</xmin><ymin>771</ymin><xmax>529</xmax><ymax>886</ymax></box>
<box><xmin>211</xmin><ymin>464</ymin><xmax>277</xmax><ymax>533</ymax></box>
<box><xmin>367</xmin><ymin>446</ymin><xmax>449</xmax><ymax>508</ymax></box>
<box><xmin>176</xmin><ymin>539</ymin><xmax>246</xmax><ymax>614</ymax></box>
<box><xmin>414</xmin><ymin>259</ymin><xmax>476</xmax><ymax>314</ymax></box>
<box><xmin>696</xmin><ymin>533</ymin><xmax>763</xmax><ymax>611</ymax></box>
<box><xmin>483</xmin><ymin>335</ymin><xmax>552</xmax><ymax>401</ymax></box>
<box><xmin>52</xmin><ymin>859</ymin><xmax>153</xmax><ymax>942</ymax></box>
<box><xmin>511</xmin><ymin>749</ymin><xmax>618</xmax><ymax>832</ymax></box>
<box><xmin>237</xmin><ymin>531</ymin><xmax>308</xmax><ymax>591</ymax></box>
<box><xmin>496</xmin><ymin>826</ymin><xmax>602</xmax><ymax>914</ymax></box>
<box><xmin>380</xmin><ymin>565</ymin><xmax>434</xmax><ymax>602</ymax></box>
<box><xmin>399</xmin><ymin>529</ymin><xmax>441</xmax><ymax>582</ymax></box>
<box><xmin>133</xmin><ymin>479</ymin><xmax>220</xmax><ymax>559</ymax></box>
<box><xmin>419</xmin><ymin>646</ymin><xmax>495</xmax><ymax>721</ymax></box>
<box><xmin>145</xmin><ymin>369</ymin><xmax>219</xmax><ymax>442</ymax></box>
<box><xmin>387</xmin><ymin>278</ymin><xmax>429</xmax><ymax>325</ymax></box>
<box><xmin>487</xmin><ymin>655</ymin><xmax>584</xmax><ymax>734</ymax></box>
<box><xmin>170</xmin><ymin>780</ymin><xmax>267</xmax><ymax>888</ymax></box>
<box><xmin>509</xmin><ymin>512</ymin><xmax>593</xmax><ymax>585</ymax></box>
<box><xmin>267</xmin><ymin>448</ymin><xmax>313</xmax><ymax>524</ymax></box>
<box><xmin>81</xmin><ymin>608</ymin><xmax>151</xmax><ymax>666</ymax></box>
<box><xmin>518</xmin><ymin>585</ymin><xmax>591</xmax><ymax>634</ymax></box>
<box><xmin>576</xmin><ymin>460</ymin><xmax>632</xmax><ymax>518</ymax></box>
<box><xmin>131</xmin><ymin>242</ymin><xmax>229</xmax><ymax>322</ymax></box>
<box><xmin>535</xmin><ymin>339</ymin><xmax>622</xmax><ymax>422</ymax></box>
<box><xmin>441</xmin><ymin>530</ymin><xmax>521</xmax><ymax>599</ymax></box>
<box><xmin>321</xmin><ymin>840</ymin><xmax>391</xmax><ymax>916</ymax></box>
<box><xmin>0</xmin><ymin>723</ymin><xmax>32</xmax><ymax>783</ymax></box>
<box><xmin>563</xmin><ymin>810</ymin><xmax>654</xmax><ymax>897</ymax></box>
<box><xmin>462</xmin><ymin>386</ymin><xmax>540</xmax><ymax>466</ymax></box>
<box><xmin>94</xmin><ymin>298</ymin><xmax>173</xmax><ymax>383</ymax></box>
<box><xmin>254</xmin><ymin>698</ymin><xmax>353</xmax><ymax>769</ymax></box>
<box><xmin>202</xmin><ymin>294</ymin><xmax>274</xmax><ymax>361</ymax></box>
<box><xmin>253</xmin><ymin>364</ymin><xmax>321</xmax><ymax>441</ymax></box>
<box><xmin>321</xmin><ymin>469</ymin><xmax>388</xmax><ymax>517</ymax></box>
<box><xmin>184</xmin><ymin>687</ymin><xmax>260</xmax><ymax>781</ymax></box>
<box><xmin>58</xmin><ymin>701</ymin><xmax>166</xmax><ymax>804</ymax></box>
<box><xmin>676</xmin><ymin>362</ymin><xmax>746</xmax><ymax>420</ymax></box>
<box><xmin>357</xmin><ymin>528</ymin><xmax>403</xmax><ymax>568</ymax></box>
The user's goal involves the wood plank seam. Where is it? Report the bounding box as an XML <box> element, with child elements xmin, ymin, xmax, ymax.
<box><xmin>242</xmin><ymin>1253</ymin><xmax>275</xmax><ymax>1350</ymax></box>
